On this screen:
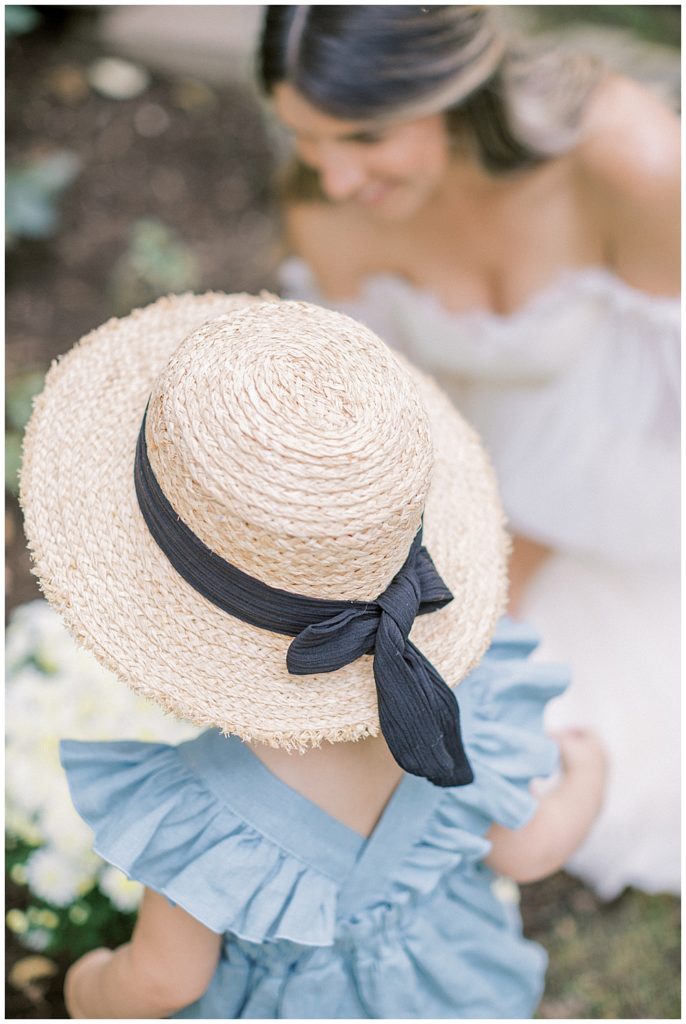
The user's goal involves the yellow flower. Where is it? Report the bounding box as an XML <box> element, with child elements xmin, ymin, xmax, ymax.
<box><xmin>68</xmin><ymin>904</ymin><xmax>90</xmax><ymax>925</ymax></box>
<box><xmin>6</xmin><ymin>909</ymin><xmax>28</xmax><ymax>934</ymax></box>
<box><xmin>10</xmin><ymin>863</ymin><xmax>28</xmax><ymax>885</ymax></box>
<box><xmin>28</xmin><ymin>907</ymin><xmax>59</xmax><ymax>929</ymax></box>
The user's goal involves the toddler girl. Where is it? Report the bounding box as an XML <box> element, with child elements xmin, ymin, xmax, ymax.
<box><xmin>20</xmin><ymin>294</ymin><xmax>604</xmax><ymax>1019</ymax></box>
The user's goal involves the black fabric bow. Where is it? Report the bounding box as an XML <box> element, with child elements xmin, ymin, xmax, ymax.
<box><xmin>135</xmin><ymin>409</ymin><xmax>474</xmax><ymax>788</ymax></box>
<box><xmin>286</xmin><ymin>531</ymin><xmax>473</xmax><ymax>787</ymax></box>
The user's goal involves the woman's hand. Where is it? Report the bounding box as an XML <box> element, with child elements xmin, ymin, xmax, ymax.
<box><xmin>64</xmin><ymin>948</ymin><xmax>113</xmax><ymax>1019</ymax></box>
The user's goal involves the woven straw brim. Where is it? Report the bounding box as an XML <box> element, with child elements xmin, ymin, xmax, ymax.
<box><xmin>20</xmin><ymin>293</ymin><xmax>508</xmax><ymax>749</ymax></box>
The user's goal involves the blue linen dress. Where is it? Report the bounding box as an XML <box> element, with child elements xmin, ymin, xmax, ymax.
<box><xmin>60</xmin><ymin>618</ymin><xmax>567</xmax><ymax>1019</ymax></box>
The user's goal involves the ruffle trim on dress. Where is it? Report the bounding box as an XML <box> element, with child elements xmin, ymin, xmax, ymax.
<box><xmin>280</xmin><ymin>258</ymin><xmax>680</xmax><ymax>334</ymax></box>
<box><xmin>383</xmin><ymin>618</ymin><xmax>566</xmax><ymax>908</ymax></box>
<box><xmin>60</xmin><ymin>739</ymin><xmax>338</xmax><ymax>946</ymax></box>
<box><xmin>60</xmin><ymin>619</ymin><xmax>566</xmax><ymax>945</ymax></box>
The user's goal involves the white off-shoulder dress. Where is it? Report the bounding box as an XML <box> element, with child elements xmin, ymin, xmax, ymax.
<box><xmin>282</xmin><ymin>260</ymin><xmax>680</xmax><ymax>899</ymax></box>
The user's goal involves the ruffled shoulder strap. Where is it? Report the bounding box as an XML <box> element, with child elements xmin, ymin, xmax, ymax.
<box><xmin>453</xmin><ymin>616</ymin><xmax>568</xmax><ymax>829</ymax></box>
<box><xmin>60</xmin><ymin>737</ymin><xmax>339</xmax><ymax>946</ymax></box>
<box><xmin>366</xmin><ymin>617</ymin><xmax>568</xmax><ymax>910</ymax></box>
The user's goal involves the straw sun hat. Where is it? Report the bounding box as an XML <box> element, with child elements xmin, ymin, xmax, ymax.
<box><xmin>21</xmin><ymin>292</ymin><xmax>508</xmax><ymax>761</ymax></box>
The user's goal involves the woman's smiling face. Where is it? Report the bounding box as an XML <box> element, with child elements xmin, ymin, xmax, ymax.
<box><xmin>274</xmin><ymin>83</ymin><xmax>451</xmax><ymax>220</ymax></box>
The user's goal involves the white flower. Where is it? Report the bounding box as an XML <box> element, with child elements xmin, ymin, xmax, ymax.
<box><xmin>41</xmin><ymin>800</ymin><xmax>96</xmax><ymax>863</ymax></box>
<box><xmin>25</xmin><ymin>847</ymin><xmax>93</xmax><ymax>907</ymax></box>
<box><xmin>5</xmin><ymin>805</ymin><xmax>42</xmax><ymax>845</ymax></box>
<box><xmin>6</xmin><ymin>600</ymin><xmax>200</xmax><ymax>908</ymax></box>
<box><xmin>98</xmin><ymin>867</ymin><xmax>143</xmax><ymax>913</ymax></box>
<box><xmin>24</xmin><ymin>928</ymin><xmax>51</xmax><ymax>951</ymax></box>
<box><xmin>6</xmin><ymin>665</ymin><xmax>60</xmax><ymax>741</ymax></box>
<box><xmin>491</xmin><ymin>875</ymin><xmax>521</xmax><ymax>905</ymax></box>
<box><xmin>5</xmin><ymin>749</ymin><xmax>51</xmax><ymax>816</ymax></box>
<box><xmin>5</xmin><ymin>600</ymin><xmax>63</xmax><ymax>670</ymax></box>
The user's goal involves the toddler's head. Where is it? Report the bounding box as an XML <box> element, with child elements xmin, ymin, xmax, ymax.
<box><xmin>21</xmin><ymin>294</ymin><xmax>507</xmax><ymax>785</ymax></box>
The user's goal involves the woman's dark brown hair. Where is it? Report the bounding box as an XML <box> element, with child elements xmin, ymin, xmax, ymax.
<box><xmin>259</xmin><ymin>5</ymin><xmax>601</xmax><ymax>183</ymax></box>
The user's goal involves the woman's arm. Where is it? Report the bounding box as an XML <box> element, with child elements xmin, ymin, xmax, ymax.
<box><xmin>579</xmin><ymin>75</ymin><xmax>680</xmax><ymax>296</ymax></box>
<box><xmin>485</xmin><ymin>728</ymin><xmax>606</xmax><ymax>884</ymax></box>
<box><xmin>64</xmin><ymin>888</ymin><xmax>222</xmax><ymax>1019</ymax></box>
<box><xmin>507</xmin><ymin>533</ymin><xmax>552</xmax><ymax>616</ymax></box>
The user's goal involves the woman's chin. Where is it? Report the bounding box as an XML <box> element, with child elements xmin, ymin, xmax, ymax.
<box><xmin>353</xmin><ymin>185</ymin><xmax>425</xmax><ymax>222</ymax></box>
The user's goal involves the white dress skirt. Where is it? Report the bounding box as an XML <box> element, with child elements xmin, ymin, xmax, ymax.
<box><xmin>282</xmin><ymin>259</ymin><xmax>681</xmax><ymax>899</ymax></box>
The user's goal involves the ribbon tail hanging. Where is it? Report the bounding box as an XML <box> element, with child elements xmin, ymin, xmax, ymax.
<box><xmin>373</xmin><ymin>626</ymin><xmax>473</xmax><ymax>788</ymax></box>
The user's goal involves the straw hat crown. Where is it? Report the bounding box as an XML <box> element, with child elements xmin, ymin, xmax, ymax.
<box><xmin>20</xmin><ymin>291</ymin><xmax>507</xmax><ymax>747</ymax></box>
<box><xmin>145</xmin><ymin>300</ymin><xmax>433</xmax><ymax>601</ymax></box>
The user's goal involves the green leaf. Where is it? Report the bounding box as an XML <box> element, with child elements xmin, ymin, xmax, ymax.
<box><xmin>6</xmin><ymin>371</ymin><xmax>45</xmax><ymax>431</ymax></box>
<box><xmin>5</xmin><ymin>370</ymin><xmax>44</xmax><ymax>492</ymax></box>
<box><xmin>5</xmin><ymin>431</ymin><xmax>22</xmax><ymax>495</ymax></box>
<box><xmin>5</xmin><ymin>5</ymin><xmax>41</xmax><ymax>38</ymax></box>
<box><xmin>109</xmin><ymin>217</ymin><xmax>200</xmax><ymax>313</ymax></box>
<box><xmin>6</xmin><ymin>152</ymin><xmax>81</xmax><ymax>243</ymax></box>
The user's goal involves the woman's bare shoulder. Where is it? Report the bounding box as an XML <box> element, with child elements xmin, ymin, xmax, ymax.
<box><xmin>283</xmin><ymin>200</ymin><xmax>381</xmax><ymax>300</ymax></box>
<box><xmin>575</xmin><ymin>73</ymin><xmax>679</xmax><ymax>198</ymax></box>
<box><xmin>573</xmin><ymin>74</ymin><xmax>679</xmax><ymax>293</ymax></box>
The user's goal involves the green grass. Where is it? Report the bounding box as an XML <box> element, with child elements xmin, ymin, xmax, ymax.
<box><xmin>522</xmin><ymin>874</ymin><xmax>681</xmax><ymax>1018</ymax></box>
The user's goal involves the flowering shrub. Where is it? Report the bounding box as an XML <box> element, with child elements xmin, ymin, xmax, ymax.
<box><xmin>6</xmin><ymin>599</ymin><xmax>198</xmax><ymax>955</ymax></box>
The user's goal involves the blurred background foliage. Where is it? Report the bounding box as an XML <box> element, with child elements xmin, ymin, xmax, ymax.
<box><xmin>5</xmin><ymin>5</ymin><xmax>681</xmax><ymax>1019</ymax></box>
<box><xmin>5</xmin><ymin>151</ymin><xmax>81</xmax><ymax>246</ymax></box>
<box><xmin>5</xmin><ymin>3</ymin><xmax>41</xmax><ymax>36</ymax></box>
<box><xmin>526</xmin><ymin>4</ymin><xmax>680</xmax><ymax>44</ymax></box>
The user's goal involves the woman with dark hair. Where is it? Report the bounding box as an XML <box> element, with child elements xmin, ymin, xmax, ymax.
<box><xmin>260</xmin><ymin>5</ymin><xmax>680</xmax><ymax>900</ymax></box>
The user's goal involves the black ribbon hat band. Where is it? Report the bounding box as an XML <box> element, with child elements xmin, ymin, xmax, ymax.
<box><xmin>134</xmin><ymin>409</ymin><xmax>473</xmax><ymax>788</ymax></box>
